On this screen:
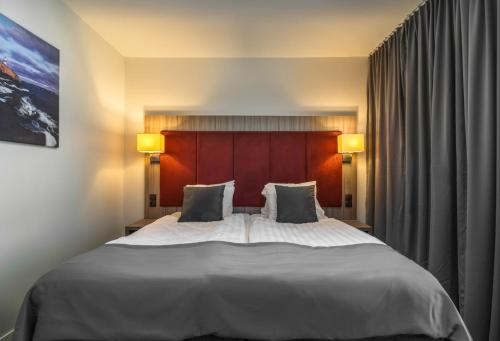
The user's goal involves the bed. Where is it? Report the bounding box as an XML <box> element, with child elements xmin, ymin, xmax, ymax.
<box><xmin>247</xmin><ymin>215</ymin><xmax>470</xmax><ymax>340</ymax></box>
<box><xmin>14</xmin><ymin>213</ymin><xmax>470</xmax><ymax>341</ymax></box>
<box><xmin>13</xmin><ymin>131</ymin><xmax>470</xmax><ymax>341</ymax></box>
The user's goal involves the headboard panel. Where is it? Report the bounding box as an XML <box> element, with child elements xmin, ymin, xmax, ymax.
<box><xmin>197</xmin><ymin>132</ymin><xmax>234</xmax><ymax>184</ymax></box>
<box><xmin>307</xmin><ymin>132</ymin><xmax>343</xmax><ymax>206</ymax></box>
<box><xmin>160</xmin><ymin>132</ymin><xmax>197</xmax><ymax>206</ymax></box>
<box><xmin>234</xmin><ymin>132</ymin><xmax>270</xmax><ymax>206</ymax></box>
<box><xmin>160</xmin><ymin>131</ymin><xmax>342</xmax><ymax>207</ymax></box>
<box><xmin>270</xmin><ymin>132</ymin><xmax>307</xmax><ymax>183</ymax></box>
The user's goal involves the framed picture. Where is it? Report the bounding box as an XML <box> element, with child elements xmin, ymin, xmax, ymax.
<box><xmin>0</xmin><ymin>13</ymin><xmax>60</xmax><ymax>147</ymax></box>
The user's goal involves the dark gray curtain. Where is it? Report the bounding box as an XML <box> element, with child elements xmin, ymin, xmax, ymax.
<box><xmin>366</xmin><ymin>0</ymin><xmax>499</xmax><ymax>340</ymax></box>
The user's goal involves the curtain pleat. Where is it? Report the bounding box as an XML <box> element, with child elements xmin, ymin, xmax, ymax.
<box><xmin>463</xmin><ymin>1</ymin><xmax>500</xmax><ymax>340</ymax></box>
<box><xmin>366</xmin><ymin>0</ymin><xmax>499</xmax><ymax>340</ymax></box>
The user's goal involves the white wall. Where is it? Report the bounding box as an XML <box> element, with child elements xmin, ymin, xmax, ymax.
<box><xmin>0</xmin><ymin>1</ymin><xmax>125</xmax><ymax>338</ymax></box>
<box><xmin>124</xmin><ymin>57</ymin><xmax>368</xmax><ymax>225</ymax></box>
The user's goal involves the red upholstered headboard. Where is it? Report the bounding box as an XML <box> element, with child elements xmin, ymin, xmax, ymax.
<box><xmin>160</xmin><ymin>131</ymin><xmax>342</xmax><ymax>207</ymax></box>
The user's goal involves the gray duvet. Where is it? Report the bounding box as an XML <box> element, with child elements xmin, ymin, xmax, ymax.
<box><xmin>14</xmin><ymin>242</ymin><xmax>470</xmax><ymax>341</ymax></box>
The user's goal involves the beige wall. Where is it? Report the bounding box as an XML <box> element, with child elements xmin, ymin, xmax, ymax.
<box><xmin>124</xmin><ymin>57</ymin><xmax>368</xmax><ymax>225</ymax></box>
<box><xmin>0</xmin><ymin>1</ymin><xmax>125</xmax><ymax>339</ymax></box>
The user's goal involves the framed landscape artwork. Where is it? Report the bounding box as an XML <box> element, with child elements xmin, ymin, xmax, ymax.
<box><xmin>0</xmin><ymin>13</ymin><xmax>60</xmax><ymax>147</ymax></box>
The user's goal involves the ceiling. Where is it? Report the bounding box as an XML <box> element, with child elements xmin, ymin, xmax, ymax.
<box><xmin>64</xmin><ymin>0</ymin><xmax>421</xmax><ymax>58</ymax></box>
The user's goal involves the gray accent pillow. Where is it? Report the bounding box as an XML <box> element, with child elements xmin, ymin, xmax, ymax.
<box><xmin>275</xmin><ymin>185</ymin><xmax>318</xmax><ymax>224</ymax></box>
<box><xmin>178</xmin><ymin>185</ymin><xmax>225</xmax><ymax>222</ymax></box>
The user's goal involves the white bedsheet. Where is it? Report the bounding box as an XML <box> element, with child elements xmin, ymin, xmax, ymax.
<box><xmin>108</xmin><ymin>213</ymin><xmax>247</xmax><ymax>246</ymax></box>
<box><xmin>249</xmin><ymin>215</ymin><xmax>384</xmax><ymax>247</ymax></box>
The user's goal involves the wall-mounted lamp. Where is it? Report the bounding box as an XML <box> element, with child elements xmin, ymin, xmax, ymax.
<box><xmin>137</xmin><ymin>133</ymin><xmax>164</xmax><ymax>164</ymax></box>
<box><xmin>338</xmin><ymin>133</ymin><xmax>365</xmax><ymax>163</ymax></box>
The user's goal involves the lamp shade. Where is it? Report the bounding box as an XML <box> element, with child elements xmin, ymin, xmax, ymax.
<box><xmin>338</xmin><ymin>133</ymin><xmax>365</xmax><ymax>153</ymax></box>
<box><xmin>137</xmin><ymin>133</ymin><xmax>164</xmax><ymax>153</ymax></box>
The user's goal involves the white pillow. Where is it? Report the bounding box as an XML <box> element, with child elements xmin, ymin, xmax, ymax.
<box><xmin>186</xmin><ymin>180</ymin><xmax>234</xmax><ymax>217</ymax></box>
<box><xmin>260</xmin><ymin>181</ymin><xmax>326</xmax><ymax>220</ymax></box>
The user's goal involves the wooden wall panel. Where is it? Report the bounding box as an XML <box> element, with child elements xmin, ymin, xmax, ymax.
<box><xmin>144</xmin><ymin>114</ymin><xmax>358</xmax><ymax>220</ymax></box>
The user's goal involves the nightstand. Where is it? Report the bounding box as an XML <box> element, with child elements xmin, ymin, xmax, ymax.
<box><xmin>341</xmin><ymin>220</ymin><xmax>373</xmax><ymax>235</ymax></box>
<box><xmin>125</xmin><ymin>219</ymin><xmax>156</xmax><ymax>236</ymax></box>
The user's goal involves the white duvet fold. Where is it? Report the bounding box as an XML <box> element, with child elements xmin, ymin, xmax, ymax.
<box><xmin>249</xmin><ymin>215</ymin><xmax>384</xmax><ymax>247</ymax></box>
<box><xmin>108</xmin><ymin>213</ymin><xmax>247</xmax><ymax>246</ymax></box>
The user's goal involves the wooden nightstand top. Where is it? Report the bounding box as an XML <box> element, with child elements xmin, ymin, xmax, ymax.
<box><xmin>340</xmin><ymin>220</ymin><xmax>373</xmax><ymax>234</ymax></box>
<box><xmin>127</xmin><ymin>219</ymin><xmax>156</xmax><ymax>228</ymax></box>
<box><xmin>125</xmin><ymin>218</ymin><xmax>156</xmax><ymax>235</ymax></box>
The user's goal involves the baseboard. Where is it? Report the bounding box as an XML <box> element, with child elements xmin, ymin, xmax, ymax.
<box><xmin>0</xmin><ymin>330</ymin><xmax>13</xmax><ymax>341</ymax></box>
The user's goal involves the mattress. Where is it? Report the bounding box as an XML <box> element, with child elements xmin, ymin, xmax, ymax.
<box><xmin>109</xmin><ymin>213</ymin><xmax>248</xmax><ymax>246</ymax></box>
<box><xmin>249</xmin><ymin>214</ymin><xmax>384</xmax><ymax>247</ymax></box>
